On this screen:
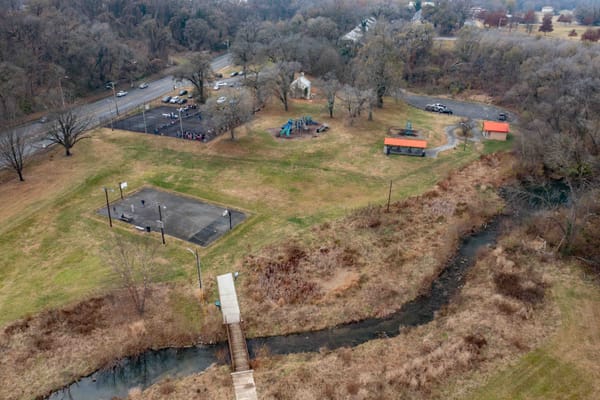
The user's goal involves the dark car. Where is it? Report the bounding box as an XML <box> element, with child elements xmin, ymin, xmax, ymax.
<box><xmin>438</xmin><ymin>106</ymin><xmax>453</xmax><ymax>114</ymax></box>
<box><xmin>498</xmin><ymin>113</ymin><xmax>507</xmax><ymax>121</ymax></box>
<box><xmin>161</xmin><ymin>95</ymin><xmax>172</xmax><ymax>103</ymax></box>
<box><xmin>177</xmin><ymin>98</ymin><xmax>187</xmax><ymax>104</ymax></box>
<box><xmin>179</xmin><ymin>89</ymin><xmax>188</xmax><ymax>96</ymax></box>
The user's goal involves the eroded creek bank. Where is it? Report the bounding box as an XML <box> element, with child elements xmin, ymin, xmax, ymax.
<box><xmin>49</xmin><ymin>217</ymin><xmax>502</xmax><ymax>400</ymax></box>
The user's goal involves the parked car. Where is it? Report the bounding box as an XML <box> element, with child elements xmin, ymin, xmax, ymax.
<box><xmin>213</xmin><ymin>81</ymin><xmax>228</xmax><ymax>90</ymax></box>
<box><xmin>169</xmin><ymin>96</ymin><xmax>179</xmax><ymax>104</ymax></box>
<box><xmin>217</xmin><ymin>96</ymin><xmax>227</xmax><ymax>104</ymax></box>
<box><xmin>498</xmin><ymin>112</ymin><xmax>507</xmax><ymax>121</ymax></box>
<box><xmin>438</xmin><ymin>105</ymin><xmax>453</xmax><ymax>114</ymax></box>
<box><xmin>230</xmin><ymin>71</ymin><xmax>239</xmax><ymax>77</ymax></box>
<box><xmin>139</xmin><ymin>82</ymin><xmax>149</xmax><ymax>89</ymax></box>
<box><xmin>425</xmin><ymin>103</ymin><xmax>441</xmax><ymax>112</ymax></box>
<box><xmin>116</xmin><ymin>90</ymin><xmax>128</xmax><ymax>97</ymax></box>
<box><xmin>161</xmin><ymin>95</ymin><xmax>172</xmax><ymax>103</ymax></box>
<box><xmin>215</xmin><ymin>73</ymin><xmax>223</xmax><ymax>78</ymax></box>
<box><xmin>177</xmin><ymin>98</ymin><xmax>187</xmax><ymax>104</ymax></box>
<box><xmin>425</xmin><ymin>103</ymin><xmax>452</xmax><ymax>114</ymax></box>
<box><xmin>179</xmin><ymin>89</ymin><xmax>188</xmax><ymax>96</ymax></box>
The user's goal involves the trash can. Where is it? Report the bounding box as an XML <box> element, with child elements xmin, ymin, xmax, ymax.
<box><xmin>146</xmin><ymin>226</ymin><xmax>151</xmax><ymax>233</ymax></box>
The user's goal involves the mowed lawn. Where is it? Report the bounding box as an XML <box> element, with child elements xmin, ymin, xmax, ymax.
<box><xmin>0</xmin><ymin>97</ymin><xmax>479</xmax><ymax>327</ymax></box>
<box><xmin>462</xmin><ymin>270</ymin><xmax>600</xmax><ymax>400</ymax></box>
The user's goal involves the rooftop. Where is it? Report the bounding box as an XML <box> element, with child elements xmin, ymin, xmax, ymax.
<box><xmin>384</xmin><ymin>137</ymin><xmax>428</xmax><ymax>149</ymax></box>
<box><xmin>483</xmin><ymin>121</ymin><xmax>510</xmax><ymax>133</ymax></box>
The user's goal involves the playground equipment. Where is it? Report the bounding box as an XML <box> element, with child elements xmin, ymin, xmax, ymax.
<box><xmin>388</xmin><ymin>120</ymin><xmax>418</xmax><ymax>137</ymax></box>
<box><xmin>279</xmin><ymin>116</ymin><xmax>320</xmax><ymax>137</ymax></box>
<box><xmin>280</xmin><ymin>119</ymin><xmax>293</xmax><ymax>137</ymax></box>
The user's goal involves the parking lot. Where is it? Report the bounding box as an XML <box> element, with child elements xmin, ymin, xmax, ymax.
<box><xmin>97</xmin><ymin>188</ymin><xmax>246</xmax><ymax>246</ymax></box>
<box><xmin>111</xmin><ymin>105</ymin><xmax>217</xmax><ymax>142</ymax></box>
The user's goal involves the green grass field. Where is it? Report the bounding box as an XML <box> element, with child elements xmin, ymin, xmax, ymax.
<box><xmin>465</xmin><ymin>276</ymin><xmax>600</xmax><ymax>399</ymax></box>
<box><xmin>0</xmin><ymin>98</ymin><xmax>485</xmax><ymax>326</ymax></box>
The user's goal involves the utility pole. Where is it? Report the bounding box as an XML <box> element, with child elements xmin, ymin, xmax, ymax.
<box><xmin>178</xmin><ymin>108</ymin><xmax>184</xmax><ymax>137</ymax></box>
<box><xmin>223</xmin><ymin>209</ymin><xmax>232</xmax><ymax>230</ymax></box>
<box><xmin>104</xmin><ymin>187</ymin><xmax>113</xmax><ymax>227</ymax></box>
<box><xmin>111</xmin><ymin>82</ymin><xmax>120</xmax><ymax>116</ymax></box>
<box><xmin>142</xmin><ymin>104</ymin><xmax>148</xmax><ymax>134</ymax></box>
<box><xmin>387</xmin><ymin>180</ymin><xmax>393</xmax><ymax>212</ymax></box>
<box><xmin>157</xmin><ymin>204</ymin><xmax>165</xmax><ymax>245</ymax></box>
<box><xmin>187</xmin><ymin>248</ymin><xmax>202</xmax><ymax>289</ymax></box>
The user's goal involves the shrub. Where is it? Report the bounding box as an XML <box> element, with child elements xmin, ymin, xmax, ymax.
<box><xmin>493</xmin><ymin>272</ymin><xmax>545</xmax><ymax>304</ymax></box>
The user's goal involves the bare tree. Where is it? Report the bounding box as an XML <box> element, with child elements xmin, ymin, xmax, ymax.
<box><xmin>337</xmin><ymin>85</ymin><xmax>373</xmax><ymax>125</ymax></box>
<box><xmin>354</xmin><ymin>21</ymin><xmax>403</xmax><ymax>108</ymax></box>
<box><xmin>321</xmin><ymin>72</ymin><xmax>340</xmax><ymax>118</ymax></box>
<box><xmin>204</xmin><ymin>88</ymin><xmax>254</xmax><ymax>140</ymax></box>
<box><xmin>47</xmin><ymin>108</ymin><xmax>91</xmax><ymax>156</ymax></box>
<box><xmin>243</xmin><ymin>67</ymin><xmax>272</xmax><ymax>112</ymax></box>
<box><xmin>231</xmin><ymin>20</ymin><xmax>262</xmax><ymax>77</ymax></box>
<box><xmin>458</xmin><ymin>117</ymin><xmax>473</xmax><ymax>150</ymax></box>
<box><xmin>108</xmin><ymin>237</ymin><xmax>159</xmax><ymax>315</ymax></box>
<box><xmin>0</xmin><ymin>128</ymin><xmax>27</xmax><ymax>181</ymax></box>
<box><xmin>175</xmin><ymin>52</ymin><xmax>213</xmax><ymax>104</ymax></box>
<box><xmin>270</xmin><ymin>61</ymin><xmax>301</xmax><ymax>112</ymax></box>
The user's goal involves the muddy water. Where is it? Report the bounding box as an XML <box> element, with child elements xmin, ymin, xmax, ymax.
<box><xmin>48</xmin><ymin>219</ymin><xmax>501</xmax><ymax>400</ymax></box>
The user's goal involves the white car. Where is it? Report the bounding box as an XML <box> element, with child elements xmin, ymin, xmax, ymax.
<box><xmin>213</xmin><ymin>81</ymin><xmax>228</xmax><ymax>90</ymax></box>
<box><xmin>139</xmin><ymin>82</ymin><xmax>149</xmax><ymax>89</ymax></box>
<box><xmin>217</xmin><ymin>96</ymin><xmax>227</xmax><ymax>104</ymax></box>
<box><xmin>116</xmin><ymin>90</ymin><xmax>128</xmax><ymax>97</ymax></box>
<box><xmin>169</xmin><ymin>96</ymin><xmax>179</xmax><ymax>103</ymax></box>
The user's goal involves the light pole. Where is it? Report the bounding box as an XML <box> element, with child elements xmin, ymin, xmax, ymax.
<box><xmin>142</xmin><ymin>104</ymin><xmax>148</xmax><ymax>134</ymax></box>
<box><xmin>118</xmin><ymin>181</ymin><xmax>127</xmax><ymax>199</ymax></box>
<box><xmin>58</xmin><ymin>76</ymin><xmax>69</xmax><ymax>108</ymax></box>
<box><xmin>178</xmin><ymin>108</ymin><xmax>184</xmax><ymax>136</ymax></box>
<box><xmin>110</xmin><ymin>82</ymin><xmax>120</xmax><ymax>116</ymax></box>
<box><xmin>186</xmin><ymin>248</ymin><xmax>202</xmax><ymax>289</ymax></box>
<box><xmin>103</xmin><ymin>187</ymin><xmax>113</xmax><ymax>227</ymax></box>
<box><xmin>222</xmin><ymin>209</ymin><xmax>232</xmax><ymax>230</ymax></box>
<box><xmin>157</xmin><ymin>204</ymin><xmax>166</xmax><ymax>245</ymax></box>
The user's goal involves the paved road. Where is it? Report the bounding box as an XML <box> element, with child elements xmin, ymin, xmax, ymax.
<box><xmin>2</xmin><ymin>53</ymin><xmax>233</xmax><ymax>163</ymax></box>
<box><xmin>400</xmin><ymin>91</ymin><xmax>514</xmax><ymax>122</ymax></box>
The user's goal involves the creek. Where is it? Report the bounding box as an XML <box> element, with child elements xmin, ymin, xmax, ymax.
<box><xmin>48</xmin><ymin>216</ymin><xmax>501</xmax><ymax>400</ymax></box>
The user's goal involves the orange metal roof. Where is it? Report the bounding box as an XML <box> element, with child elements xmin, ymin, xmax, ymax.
<box><xmin>483</xmin><ymin>121</ymin><xmax>510</xmax><ymax>133</ymax></box>
<box><xmin>384</xmin><ymin>137</ymin><xmax>427</xmax><ymax>149</ymax></box>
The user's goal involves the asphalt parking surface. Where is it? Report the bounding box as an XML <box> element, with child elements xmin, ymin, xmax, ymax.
<box><xmin>98</xmin><ymin>188</ymin><xmax>246</xmax><ymax>246</ymax></box>
<box><xmin>111</xmin><ymin>105</ymin><xmax>214</xmax><ymax>141</ymax></box>
<box><xmin>400</xmin><ymin>92</ymin><xmax>514</xmax><ymax>122</ymax></box>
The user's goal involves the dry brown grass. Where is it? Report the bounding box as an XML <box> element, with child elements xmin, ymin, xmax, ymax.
<box><xmin>242</xmin><ymin>226</ymin><xmax>558</xmax><ymax>400</ymax></box>
<box><xmin>237</xmin><ymin>153</ymin><xmax>513</xmax><ymax>337</ymax></box>
<box><xmin>0</xmin><ymin>284</ymin><xmax>212</xmax><ymax>400</ymax></box>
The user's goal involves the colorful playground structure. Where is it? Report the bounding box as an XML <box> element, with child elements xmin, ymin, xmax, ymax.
<box><xmin>279</xmin><ymin>116</ymin><xmax>320</xmax><ymax>137</ymax></box>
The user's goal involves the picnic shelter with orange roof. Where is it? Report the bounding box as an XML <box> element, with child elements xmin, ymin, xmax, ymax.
<box><xmin>384</xmin><ymin>137</ymin><xmax>427</xmax><ymax>157</ymax></box>
<box><xmin>482</xmin><ymin>121</ymin><xmax>510</xmax><ymax>141</ymax></box>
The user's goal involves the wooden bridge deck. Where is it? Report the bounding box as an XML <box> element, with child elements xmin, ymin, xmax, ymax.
<box><xmin>217</xmin><ymin>273</ymin><xmax>257</xmax><ymax>400</ymax></box>
<box><xmin>227</xmin><ymin>322</ymin><xmax>250</xmax><ymax>372</ymax></box>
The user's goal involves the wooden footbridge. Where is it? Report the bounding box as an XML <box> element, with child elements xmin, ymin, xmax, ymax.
<box><xmin>217</xmin><ymin>273</ymin><xmax>258</xmax><ymax>400</ymax></box>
